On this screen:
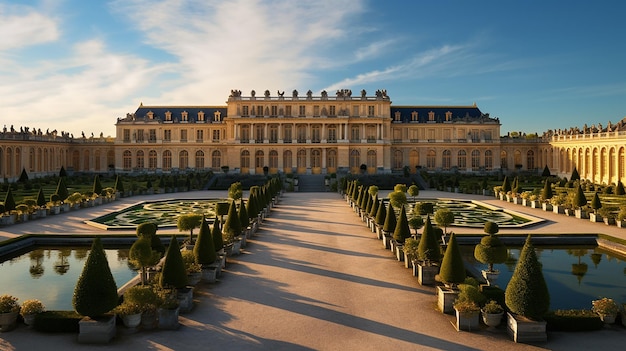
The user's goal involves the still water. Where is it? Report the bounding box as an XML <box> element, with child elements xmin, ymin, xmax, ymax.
<box><xmin>0</xmin><ymin>247</ymin><xmax>137</xmax><ymax>310</ymax></box>
<box><xmin>463</xmin><ymin>245</ymin><xmax>626</xmax><ymax>310</ymax></box>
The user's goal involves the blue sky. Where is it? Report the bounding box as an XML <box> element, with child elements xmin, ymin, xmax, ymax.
<box><xmin>1</xmin><ymin>0</ymin><xmax>625</xmax><ymax>137</ymax></box>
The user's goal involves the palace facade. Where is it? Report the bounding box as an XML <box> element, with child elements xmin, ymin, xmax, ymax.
<box><xmin>1</xmin><ymin>89</ymin><xmax>625</xmax><ymax>185</ymax></box>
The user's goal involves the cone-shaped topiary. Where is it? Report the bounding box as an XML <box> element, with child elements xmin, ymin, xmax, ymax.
<box><xmin>374</xmin><ymin>199</ymin><xmax>386</xmax><ymax>226</ymax></box>
<box><xmin>382</xmin><ymin>203</ymin><xmax>397</xmax><ymax>233</ymax></box>
<box><xmin>369</xmin><ymin>195</ymin><xmax>379</xmax><ymax>218</ymax></box>
<box><xmin>573</xmin><ymin>184</ymin><xmax>587</xmax><ymax>209</ymax></box>
<box><xmin>417</xmin><ymin>216</ymin><xmax>441</xmax><ymax>264</ymax></box>
<box><xmin>194</xmin><ymin>216</ymin><xmax>216</xmax><ymax>265</ymax></box>
<box><xmin>222</xmin><ymin>200</ymin><xmax>242</xmax><ymax>238</ymax></box>
<box><xmin>3</xmin><ymin>187</ymin><xmax>16</xmax><ymax>213</ymax></box>
<box><xmin>36</xmin><ymin>187</ymin><xmax>47</xmax><ymax>207</ymax></box>
<box><xmin>570</xmin><ymin>166</ymin><xmax>580</xmax><ymax>181</ymax></box>
<box><xmin>364</xmin><ymin>192</ymin><xmax>373</xmax><ymax>215</ymax></box>
<box><xmin>239</xmin><ymin>199</ymin><xmax>250</xmax><ymax>230</ymax></box>
<box><xmin>438</xmin><ymin>233</ymin><xmax>466</xmax><ymax>288</ymax></box>
<box><xmin>55</xmin><ymin>177</ymin><xmax>69</xmax><ymax>202</ymax></box>
<box><xmin>501</xmin><ymin>176</ymin><xmax>511</xmax><ymax>193</ymax></box>
<box><xmin>211</xmin><ymin>218</ymin><xmax>223</xmax><ymax>251</ymax></box>
<box><xmin>474</xmin><ymin>222</ymin><xmax>507</xmax><ymax>272</ymax></box>
<box><xmin>92</xmin><ymin>175</ymin><xmax>103</xmax><ymax>196</ymax></box>
<box><xmin>160</xmin><ymin>236</ymin><xmax>188</xmax><ymax>289</ymax></box>
<box><xmin>73</xmin><ymin>237</ymin><xmax>118</xmax><ymax>317</ymax></box>
<box><xmin>114</xmin><ymin>175</ymin><xmax>124</xmax><ymax>194</ymax></box>
<box><xmin>590</xmin><ymin>192</ymin><xmax>602</xmax><ymax>214</ymax></box>
<box><xmin>246</xmin><ymin>192</ymin><xmax>258</xmax><ymax>221</ymax></box>
<box><xmin>541</xmin><ymin>179</ymin><xmax>553</xmax><ymax>201</ymax></box>
<box><xmin>393</xmin><ymin>206</ymin><xmax>411</xmax><ymax>243</ymax></box>
<box><xmin>505</xmin><ymin>235</ymin><xmax>550</xmax><ymax>320</ymax></box>
<box><xmin>541</xmin><ymin>165</ymin><xmax>551</xmax><ymax>177</ymax></box>
<box><xmin>59</xmin><ymin>166</ymin><xmax>67</xmax><ymax>177</ymax></box>
<box><xmin>18</xmin><ymin>168</ymin><xmax>29</xmax><ymax>183</ymax></box>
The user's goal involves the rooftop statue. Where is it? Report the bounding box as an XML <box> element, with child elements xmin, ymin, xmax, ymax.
<box><xmin>292</xmin><ymin>89</ymin><xmax>298</xmax><ymax>97</ymax></box>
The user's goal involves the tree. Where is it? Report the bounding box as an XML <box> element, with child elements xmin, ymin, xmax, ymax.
<box><xmin>393</xmin><ymin>206</ymin><xmax>411</xmax><ymax>244</ymax></box>
<box><xmin>417</xmin><ymin>216</ymin><xmax>441</xmax><ymax>264</ymax></box>
<box><xmin>501</xmin><ymin>176</ymin><xmax>511</xmax><ymax>193</ymax></box>
<box><xmin>434</xmin><ymin>208</ymin><xmax>454</xmax><ymax>235</ymax></box>
<box><xmin>177</xmin><ymin>214</ymin><xmax>203</xmax><ymax>244</ymax></box>
<box><xmin>590</xmin><ymin>192</ymin><xmax>602</xmax><ymax>214</ymax></box>
<box><xmin>18</xmin><ymin>168</ymin><xmax>29</xmax><ymax>183</ymax></box>
<box><xmin>382</xmin><ymin>203</ymin><xmax>397</xmax><ymax>233</ymax></box>
<box><xmin>573</xmin><ymin>184</ymin><xmax>587</xmax><ymax>209</ymax></box>
<box><xmin>541</xmin><ymin>165</ymin><xmax>551</xmax><ymax>177</ymax></box>
<box><xmin>212</xmin><ymin>218</ymin><xmax>224</xmax><ymax>251</ymax></box>
<box><xmin>238</xmin><ymin>199</ymin><xmax>250</xmax><ymax>231</ymax></box>
<box><xmin>114</xmin><ymin>175</ymin><xmax>124</xmax><ymax>194</ymax></box>
<box><xmin>159</xmin><ymin>236</ymin><xmax>188</xmax><ymax>289</ymax></box>
<box><xmin>438</xmin><ymin>233</ymin><xmax>466</xmax><ymax>288</ymax></box>
<box><xmin>541</xmin><ymin>179</ymin><xmax>553</xmax><ymax>201</ymax></box>
<box><xmin>59</xmin><ymin>166</ymin><xmax>67</xmax><ymax>177</ymax></box>
<box><xmin>129</xmin><ymin>238</ymin><xmax>159</xmax><ymax>285</ymax></box>
<box><xmin>228</xmin><ymin>182</ymin><xmax>243</xmax><ymax>200</ymax></box>
<box><xmin>36</xmin><ymin>187</ymin><xmax>46</xmax><ymax>207</ymax></box>
<box><xmin>55</xmin><ymin>177</ymin><xmax>69</xmax><ymax>202</ymax></box>
<box><xmin>570</xmin><ymin>166</ymin><xmax>580</xmax><ymax>181</ymax></box>
<box><xmin>408</xmin><ymin>184</ymin><xmax>419</xmax><ymax>202</ymax></box>
<box><xmin>194</xmin><ymin>216</ymin><xmax>216</xmax><ymax>265</ymax></box>
<box><xmin>3</xmin><ymin>187</ymin><xmax>16</xmax><ymax>213</ymax></box>
<box><xmin>616</xmin><ymin>180</ymin><xmax>626</xmax><ymax>196</ymax></box>
<box><xmin>388</xmin><ymin>190</ymin><xmax>407</xmax><ymax>209</ymax></box>
<box><xmin>408</xmin><ymin>216</ymin><xmax>424</xmax><ymax>236</ymax></box>
<box><xmin>369</xmin><ymin>195</ymin><xmax>379</xmax><ymax>218</ymax></box>
<box><xmin>73</xmin><ymin>238</ymin><xmax>118</xmax><ymax>317</ymax></box>
<box><xmin>505</xmin><ymin>235</ymin><xmax>550</xmax><ymax>320</ymax></box>
<box><xmin>92</xmin><ymin>175</ymin><xmax>103</xmax><ymax>195</ymax></box>
<box><xmin>368</xmin><ymin>185</ymin><xmax>378</xmax><ymax>197</ymax></box>
<box><xmin>374</xmin><ymin>199</ymin><xmax>386</xmax><ymax>226</ymax></box>
<box><xmin>474</xmin><ymin>222</ymin><xmax>507</xmax><ymax>272</ymax></box>
<box><xmin>222</xmin><ymin>200</ymin><xmax>242</xmax><ymax>241</ymax></box>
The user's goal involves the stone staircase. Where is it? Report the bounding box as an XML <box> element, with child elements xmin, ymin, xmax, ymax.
<box><xmin>296</xmin><ymin>174</ymin><xmax>326</xmax><ymax>192</ymax></box>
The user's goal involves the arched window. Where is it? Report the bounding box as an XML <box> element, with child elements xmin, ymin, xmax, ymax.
<box><xmin>350</xmin><ymin>149</ymin><xmax>360</xmax><ymax>170</ymax></box>
<box><xmin>427</xmin><ymin>150</ymin><xmax>436</xmax><ymax>169</ymax></box>
<box><xmin>514</xmin><ymin>150</ymin><xmax>522</xmax><ymax>168</ymax></box>
<box><xmin>442</xmin><ymin>150</ymin><xmax>451</xmax><ymax>170</ymax></box>
<box><xmin>212</xmin><ymin>150</ymin><xmax>221</xmax><ymax>168</ymax></box>
<box><xmin>195</xmin><ymin>150</ymin><xmax>204</xmax><ymax>169</ymax></box>
<box><xmin>255</xmin><ymin>150</ymin><xmax>264</xmax><ymax>168</ymax></box>
<box><xmin>94</xmin><ymin>150</ymin><xmax>100</xmax><ymax>171</ymax></box>
<box><xmin>83</xmin><ymin>150</ymin><xmax>90</xmax><ymax>171</ymax></box>
<box><xmin>409</xmin><ymin>150</ymin><xmax>419</xmax><ymax>170</ymax></box>
<box><xmin>283</xmin><ymin>150</ymin><xmax>292</xmax><ymax>169</ymax></box>
<box><xmin>327</xmin><ymin>149</ymin><xmax>337</xmax><ymax>169</ymax></box>
<box><xmin>527</xmin><ymin>150</ymin><xmax>535</xmax><ymax>171</ymax></box>
<box><xmin>269</xmin><ymin>150</ymin><xmax>278</xmax><ymax>168</ymax></box>
<box><xmin>136</xmin><ymin>150</ymin><xmax>144</xmax><ymax>170</ymax></box>
<box><xmin>367</xmin><ymin>150</ymin><xmax>376</xmax><ymax>169</ymax></box>
<box><xmin>471</xmin><ymin>150</ymin><xmax>480</xmax><ymax>171</ymax></box>
<box><xmin>619</xmin><ymin>147</ymin><xmax>625</xmax><ymax>181</ymax></box>
<box><xmin>393</xmin><ymin>149</ymin><xmax>403</xmax><ymax>169</ymax></box>
<box><xmin>500</xmin><ymin>150</ymin><xmax>508</xmax><ymax>170</ymax></box>
<box><xmin>240</xmin><ymin>150</ymin><xmax>250</xmax><ymax>168</ymax></box>
<box><xmin>311</xmin><ymin>149</ymin><xmax>321</xmax><ymax>168</ymax></box>
<box><xmin>149</xmin><ymin>150</ymin><xmax>157</xmax><ymax>170</ymax></box>
<box><xmin>458</xmin><ymin>150</ymin><xmax>467</xmax><ymax>170</ymax></box>
<box><xmin>297</xmin><ymin>149</ymin><xmax>307</xmax><ymax>168</ymax></box>
<box><xmin>484</xmin><ymin>150</ymin><xmax>493</xmax><ymax>170</ymax></box>
<box><xmin>162</xmin><ymin>150</ymin><xmax>172</xmax><ymax>171</ymax></box>
<box><xmin>123</xmin><ymin>150</ymin><xmax>132</xmax><ymax>171</ymax></box>
<box><xmin>72</xmin><ymin>150</ymin><xmax>80</xmax><ymax>170</ymax></box>
<box><xmin>179</xmin><ymin>150</ymin><xmax>189</xmax><ymax>169</ymax></box>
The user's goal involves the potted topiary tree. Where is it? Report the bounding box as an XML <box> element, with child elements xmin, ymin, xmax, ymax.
<box><xmin>453</xmin><ymin>283</ymin><xmax>484</xmax><ymax>331</ymax></box>
<box><xmin>540</xmin><ymin>180</ymin><xmax>553</xmax><ymax>211</ymax></box>
<box><xmin>474</xmin><ymin>221</ymin><xmax>507</xmax><ymax>286</ymax></box>
<box><xmin>433</xmin><ymin>208</ymin><xmax>454</xmax><ymax>243</ymax></box>
<box><xmin>481</xmin><ymin>299</ymin><xmax>504</xmax><ymax>328</ymax></box>
<box><xmin>573</xmin><ymin>184</ymin><xmax>588</xmax><ymax>219</ymax></box>
<box><xmin>223</xmin><ymin>200</ymin><xmax>244</xmax><ymax>252</ymax></box>
<box><xmin>177</xmin><ymin>213</ymin><xmax>203</xmax><ymax>246</ymax></box>
<box><xmin>408</xmin><ymin>215</ymin><xmax>424</xmax><ymax>237</ymax></box>
<box><xmin>617</xmin><ymin>206</ymin><xmax>626</xmax><ymax>228</ymax></box>
<box><xmin>382</xmin><ymin>203</ymin><xmax>397</xmax><ymax>250</ymax></box>
<box><xmin>73</xmin><ymin>237</ymin><xmax>119</xmax><ymax>344</ymax></box>
<box><xmin>374</xmin><ymin>199</ymin><xmax>386</xmax><ymax>239</ymax></box>
<box><xmin>193</xmin><ymin>216</ymin><xmax>218</xmax><ymax>283</ymax></box>
<box><xmin>403</xmin><ymin>237</ymin><xmax>420</xmax><ymax>271</ymax></box>
<box><xmin>416</xmin><ymin>216</ymin><xmax>441</xmax><ymax>285</ymax></box>
<box><xmin>160</xmin><ymin>236</ymin><xmax>192</xmax><ymax>313</ymax></box>
<box><xmin>589</xmin><ymin>192</ymin><xmax>603</xmax><ymax>222</ymax></box>
<box><xmin>392</xmin><ymin>206</ymin><xmax>412</xmax><ymax>261</ymax></box>
<box><xmin>368</xmin><ymin>195</ymin><xmax>379</xmax><ymax>233</ymax></box>
<box><xmin>505</xmin><ymin>235</ymin><xmax>550</xmax><ymax>343</ymax></box>
<box><xmin>20</xmin><ymin>299</ymin><xmax>45</xmax><ymax>328</ymax></box>
<box><xmin>239</xmin><ymin>199</ymin><xmax>251</xmax><ymax>238</ymax></box>
<box><xmin>437</xmin><ymin>233</ymin><xmax>466</xmax><ymax>314</ymax></box>
<box><xmin>408</xmin><ymin>184</ymin><xmax>419</xmax><ymax>202</ymax></box>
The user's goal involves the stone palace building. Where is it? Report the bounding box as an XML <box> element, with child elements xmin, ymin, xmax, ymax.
<box><xmin>1</xmin><ymin>89</ymin><xmax>625</xmax><ymax>185</ymax></box>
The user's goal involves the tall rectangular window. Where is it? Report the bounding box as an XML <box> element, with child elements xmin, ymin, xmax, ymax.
<box><xmin>299</xmin><ymin>105</ymin><xmax>306</xmax><ymax>117</ymax></box>
<box><xmin>196</xmin><ymin>129</ymin><xmax>204</xmax><ymax>141</ymax></box>
<box><xmin>149</xmin><ymin>129</ymin><xmax>156</xmax><ymax>142</ymax></box>
<box><xmin>180</xmin><ymin>129</ymin><xmax>187</xmax><ymax>142</ymax></box>
<box><xmin>136</xmin><ymin>129</ymin><xmax>144</xmax><ymax>142</ymax></box>
<box><xmin>285</xmin><ymin>106</ymin><xmax>292</xmax><ymax>116</ymax></box>
<box><xmin>212</xmin><ymin>130</ymin><xmax>220</xmax><ymax>141</ymax></box>
<box><xmin>123</xmin><ymin>129</ymin><xmax>130</xmax><ymax>142</ymax></box>
<box><xmin>164</xmin><ymin>129</ymin><xmax>171</xmax><ymax>141</ymax></box>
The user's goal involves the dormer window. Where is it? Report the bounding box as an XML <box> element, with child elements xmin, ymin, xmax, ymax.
<box><xmin>165</xmin><ymin>111</ymin><xmax>172</xmax><ymax>121</ymax></box>
<box><xmin>445</xmin><ymin>111</ymin><xmax>452</xmax><ymax>121</ymax></box>
<box><xmin>181</xmin><ymin>111</ymin><xmax>189</xmax><ymax>122</ymax></box>
<box><xmin>147</xmin><ymin>111</ymin><xmax>154</xmax><ymax>119</ymax></box>
<box><xmin>214</xmin><ymin>111</ymin><xmax>222</xmax><ymax>122</ymax></box>
<box><xmin>394</xmin><ymin>111</ymin><xmax>401</xmax><ymax>121</ymax></box>
<box><xmin>198</xmin><ymin>111</ymin><xmax>205</xmax><ymax>121</ymax></box>
<box><xmin>428</xmin><ymin>111</ymin><xmax>435</xmax><ymax>121</ymax></box>
<box><xmin>411</xmin><ymin>111</ymin><xmax>418</xmax><ymax>121</ymax></box>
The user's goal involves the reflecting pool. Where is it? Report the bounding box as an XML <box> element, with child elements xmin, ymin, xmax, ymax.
<box><xmin>0</xmin><ymin>247</ymin><xmax>137</xmax><ymax>310</ymax></box>
<box><xmin>463</xmin><ymin>245</ymin><xmax>626</xmax><ymax>310</ymax></box>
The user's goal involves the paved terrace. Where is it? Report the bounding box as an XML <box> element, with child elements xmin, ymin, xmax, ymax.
<box><xmin>1</xmin><ymin>190</ymin><xmax>626</xmax><ymax>350</ymax></box>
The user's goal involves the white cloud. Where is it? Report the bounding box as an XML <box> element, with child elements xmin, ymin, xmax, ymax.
<box><xmin>0</xmin><ymin>4</ymin><xmax>60</xmax><ymax>50</ymax></box>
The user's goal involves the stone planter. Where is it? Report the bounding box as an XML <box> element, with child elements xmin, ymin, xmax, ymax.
<box><xmin>565</xmin><ymin>208</ymin><xmax>574</xmax><ymax>216</ymax></box>
<box><xmin>589</xmin><ymin>213</ymin><xmax>603</xmax><ymax>223</ymax></box>
<box><xmin>395</xmin><ymin>244</ymin><xmax>404</xmax><ymax>262</ymax></box>
<box><xmin>575</xmin><ymin>209</ymin><xmax>588</xmax><ymax>219</ymax></box>
<box><xmin>482</xmin><ymin>311</ymin><xmax>504</xmax><ymax>328</ymax></box>
<box><xmin>382</xmin><ymin>233</ymin><xmax>392</xmax><ymax>249</ymax></box>
<box><xmin>603</xmin><ymin>217</ymin><xmax>616</xmax><ymax>225</ymax></box>
<box><xmin>0</xmin><ymin>311</ymin><xmax>19</xmax><ymax>332</ymax></box>
<box><xmin>230</xmin><ymin>239</ymin><xmax>242</xmax><ymax>256</ymax></box>
<box><xmin>530</xmin><ymin>200</ymin><xmax>540</xmax><ymax>209</ymax></box>
<box><xmin>521</xmin><ymin>199</ymin><xmax>529</xmax><ymax>207</ymax></box>
<box><xmin>121</xmin><ymin>313</ymin><xmax>142</xmax><ymax>329</ymax></box>
<box><xmin>418</xmin><ymin>262</ymin><xmax>439</xmax><ymax>286</ymax></box>
<box><xmin>506</xmin><ymin>312</ymin><xmax>547</xmax><ymax>343</ymax></box>
<box><xmin>437</xmin><ymin>286</ymin><xmax>459</xmax><ymax>314</ymax></box>
<box><xmin>78</xmin><ymin>314</ymin><xmax>116</xmax><ymax>344</ymax></box>
<box><xmin>455</xmin><ymin>309</ymin><xmax>480</xmax><ymax>331</ymax></box>
<box><xmin>140</xmin><ymin>310</ymin><xmax>157</xmax><ymax>330</ymax></box>
<box><xmin>598</xmin><ymin>313</ymin><xmax>616</xmax><ymax>324</ymax></box>
<box><xmin>0</xmin><ymin>214</ymin><xmax>16</xmax><ymax>225</ymax></box>
<box><xmin>177</xmin><ymin>287</ymin><xmax>194</xmax><ymax>313</ymax></box>
<box><xmin>187</xmin><ymin>272</ymin><xmax>201</xmax><ymax>286</ymax></box>
<box><xmin>403</xmin><ymin>252</ymin><xmax>413</xmax><ymax>268</ymax></box>
<box><xmin>201</xmin><ymin>267</ymin><xmax>218</xmax><ymax>283</ymax></box>
<box><xmin>552</xmin><ymin>205</ymin><xmax>565</xmax><ymax>214</ymax></box>
<box><xmin>542</xmin><ymin>203</ymin><xmax>552</xmax><ymax>212</ymax></box>
<box><xmin>512</xmin><ymin>197</ymin><xmax>521</xmax><ymax>205</ymax></box>
<box><xmin>158</xmin><ymin>307</ymin><xmax>180</xmax><ymax>330</ymax></box>
<box><xmin>22</xmin><ymin>313</ymin><xmax>37</xmax><ymax>327</ymax></box>
<box><xmin>481</xmin><ymin>269</ymin><xmax>500</xmax><ymax>286</ymax></box>
<box><xmin>618</xmin><ymin>219</ymin><xmax>626</xmax><ymax>228</ymax></box>
<box><xmin>51</xmin><ymin>206</ymin><xmax>61</xmax><ymax>215</ymax></box>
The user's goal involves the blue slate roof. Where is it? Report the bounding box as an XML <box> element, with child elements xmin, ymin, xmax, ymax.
<box><xmin>118</xmin><ymin>106</ymin><xmax>228</xmax><ymax>124</ymax></box>
<box><xmin>390</xmin><ymin>106</ymin><xmax>497</xmax><ymax>123</ymax></box>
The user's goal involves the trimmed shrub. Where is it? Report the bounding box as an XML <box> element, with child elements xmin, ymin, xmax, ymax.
<box><xmin>382</xmin><ymin>203</ymin><xmax>397</xmax><ymax>233</ymax></box>
<box><xmin>590</xmin><ymin>192</ymin><xmax>602</xmax><ymax>213</ymax></box>
<box><xmin>573</xmin><ymin>185</ymin><xmax>587</xmax><ymax>209</ymax></box>
<box><xmin>177</xmin><ymin>214</ymin><xmax>203</xmax><ymax>243</ymax></box>
<box><xmin>212</xmin><ymin>218</ymin><xmax>224</xmax><ymax>251</ymax></box>
<box><xmin>194</xmin><ymin>216</ymin><xmax>216</xmax><ymax>265</ymax></box>
<box><xmin>159</xmin><ymin>236</ymin><xmax>188</xmax><ymax>289</ymax></box>
<box><xmin>413</xmin><ymin>202</ymin><xmax>434</xmax><ymax>215</ymax></box>
<box><xmin>92</xmin><ymin>175</ymin><xmax>103</xmax><ymax>195</ymax></box>
<box><xmin>570</xmin><ymin>166</ymin><xmax>580</xmax><ymax>181</ymax></box>
<box><xmin>114</xmin><ymin>175</ymin><xmax>124</xmax><ymax>193</ymax></box>
<box><xmin>239</xmin><ymin>199</ymin><xmax>250</xmax><ymax>229</ymax></box>
<box><xmin>73</xmin><ymin>238</ymin><xmax>118</xmax><ymax>317</ymax></box>
<box><xmin>369</xmin><ymin>195</ymin><xmax>379</xmax><ymax>218</ymax></box>
<box><xmin>222</xmin><ymin>200</ymin><xmax>242</xmax><ymax>238</ymax></box>
<box><xmin>393</xmin><ymin>206</ymin><xmax>411</xmax><ymax>243</ymax></box>
<box><xmin>417</xmin><ymin>216</ymin><xmax>441</xmax><ymax>263</ymax></box>
<box><xmin>388</xmin><ymin>191</ymin><xmax>407</xmax><ymax>209</ymax></box>
<box><xmin>438</xmin><ymin>233</ymin><xmax>466</xmax><ymax>287</ymax></box>
<box><xmin>541</xmin><ymin>179</ymin><xmax>553</xmax><ymax>201</ymax></box>
<box><xmin>616</xmin><ymin>180</ymin><xmax>625</xmax><ymax>196</ymax></box>
<box><xmin>544</xmin><ymin>310</ymin><xmax>604</xmax><ymax>331</ymax></box>
<box><xmin>501</xmin><ymin>176</ymin><xmax>511</xmax><ymax>193</ymax></box>
<box><xmin>374</xmin><ymin>199</ymin><xmax>386</xmax><ymax>226</ymax></box>
<box><xmin>433</xmin><ymin>208</ymin><xmax>454</xmax><ymax>235</ymax></box>
<box><xmin>505</xmin><ymin>235</ymin><xmax>550</xmax><ymax>320</ymax></box>
<box><xmin>480</xmin><ymin>285</ymin><xmax>505</xmax><ymax>308</ymax></box>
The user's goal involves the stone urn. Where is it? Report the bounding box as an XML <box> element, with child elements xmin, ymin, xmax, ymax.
<box><xmin>122</xmin><ymin>313</ymin><xmax>142</xmax><ymax>329</ymax></box>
